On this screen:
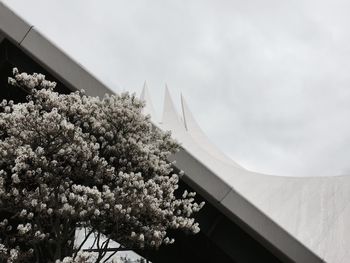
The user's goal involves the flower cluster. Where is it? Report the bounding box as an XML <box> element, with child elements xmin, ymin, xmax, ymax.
<box><xmin>0</xmin><ymin>69</ymin><xmax>204</xmax><ymax>262</ymax></box>
<box><xmin>55</xmin><ymin>252</ymin><xmax>93</xmax><ymax>263</ymax></box>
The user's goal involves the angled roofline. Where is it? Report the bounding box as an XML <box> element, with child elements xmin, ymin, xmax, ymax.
<box><xmin>0</xmin><ymin>2</ymin><xmax>326</xmax><ymax>262</ymax></box>
<box><xmin>0</xmin><ymin>1</ymin><xmax>113</xmax><ymax>98</ymax></box>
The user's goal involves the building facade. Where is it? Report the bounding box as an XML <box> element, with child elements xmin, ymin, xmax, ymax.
<box><xmin>2</xmin><ymin>2</ymin><xmax>348</xmax><ymax>262</ymax></box>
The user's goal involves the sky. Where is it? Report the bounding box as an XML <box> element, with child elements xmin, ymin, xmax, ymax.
<box><xmin>4</xmin><ymin>0</ymin><xmax>350</xmax><ymax>177</ymax></box>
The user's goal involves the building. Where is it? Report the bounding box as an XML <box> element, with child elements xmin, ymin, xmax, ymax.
<box><xmin>1</xmin><ymin>2</ymin><xmax>348</xmax><ymax>262</ymax></box>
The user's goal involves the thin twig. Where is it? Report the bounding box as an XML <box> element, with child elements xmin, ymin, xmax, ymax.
<box><xmin>73</xmin><ymin>228</ymin><xmax>94</xmax><ymax>258</ymax></box>
<box><xmin>102</xmin><ymin>248</ymin><xmax>120</xmax><ymax>263</ymax></box>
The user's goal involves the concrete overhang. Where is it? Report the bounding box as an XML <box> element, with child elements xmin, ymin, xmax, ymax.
<box><xmin>0</xmin><ymin>1</ymin><xmax>112</xmax><ymax>97</ymax></box>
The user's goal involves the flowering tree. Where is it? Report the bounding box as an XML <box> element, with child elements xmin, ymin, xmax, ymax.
<box><xmin>0</xmin><ymin>69</ymin><xmax>204</xmax><ymax>263</ymax></box>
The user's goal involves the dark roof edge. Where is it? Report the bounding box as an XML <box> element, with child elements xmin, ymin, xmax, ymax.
<box><xmin>174</xmin><ymin>148</ymin><xmax>324</xmax><ymax>263</ymax></box>
<box><xmin>0</xmin><ymin>1</ymin><xmax>114</xmax><ymax>97</ymax></box>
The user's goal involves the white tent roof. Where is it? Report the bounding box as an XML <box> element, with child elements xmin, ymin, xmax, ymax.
<box><xmin>151</xmin><ymin>85</ymin><xmax>348</xmax><ymax>263</ymax></box>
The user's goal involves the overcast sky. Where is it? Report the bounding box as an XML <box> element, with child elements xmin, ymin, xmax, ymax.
<box><xmin>4</xmin><ymin>0</ymin><xmax>350</xmax><ymax>177</ymax></box>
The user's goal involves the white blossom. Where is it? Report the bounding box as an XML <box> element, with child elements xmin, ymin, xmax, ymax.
<box><xmin>17</xmin><ymin>223</ymin><xmax>31</xmax><ymax>235</ymax></box>
<box><xmin>0</xmin><ymin>69</ymin><xmax>204</xmax><ymax>262</ymax></box>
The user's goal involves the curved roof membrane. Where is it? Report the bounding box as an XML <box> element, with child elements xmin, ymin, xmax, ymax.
<box><xmin>1</xmin><ymin>1</ymin><xmax>348</xmax><ymax>262</ymax></box>
<box><xmin>147</xmin><ymin>85</ymin><xmax>349</xmax><ymax>263</ymax></box>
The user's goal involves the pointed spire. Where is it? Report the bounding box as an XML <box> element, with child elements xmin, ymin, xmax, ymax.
<box><xmin>140</xmin><ymin>81</ymin><xmax>157</xmax><ymax>121</ymax></box>
<box><xmin>161</xmin><ymin>85</ymin><xmax>186</xmax><ymax>132</ymax></box>
<box><xmin>181</xmin><ymin>94</ymin><xmax>242</xmax><ymax>168</ymax></box>
<box><xmin>181</xmin><ymin>94</ymin><xmax>193</xmax><ymax>131</ymax></box>
<box><xmin>140</xmin><ymin>81</ymin><xmax>148</xmax><ymax>98</ymax></box>
<box><xmin>181</xmin><ymin>94</ymin><xmax>207</xmax><ymax>134</ymax></box>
